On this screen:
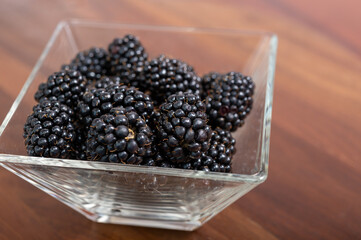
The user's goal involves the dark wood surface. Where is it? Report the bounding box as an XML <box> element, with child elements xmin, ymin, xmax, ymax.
<box><xmin>0</xmin><ymin>0</ymin><xmax>361</xmax><ymax>239</ymax></box>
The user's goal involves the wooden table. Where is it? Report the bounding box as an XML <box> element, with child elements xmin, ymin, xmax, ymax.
<box><xmin>0</xmin><ymin>0</ymin><xmax>360</xmax><ymax>239</ymax></box>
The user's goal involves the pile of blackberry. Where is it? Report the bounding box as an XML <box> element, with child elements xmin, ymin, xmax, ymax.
<box><xmin>24</xmin><ymin>34</ymin><xmax>255</xmax><ymax>173</ymax></box>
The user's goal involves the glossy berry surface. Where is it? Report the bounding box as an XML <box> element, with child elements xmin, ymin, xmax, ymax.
<box><xmin>194</xmin><ymin>128</ymin><xmax>235</xmax><ymax>172</ymax></box>
<box><xmin>77</xmin><ymin>84</ymin><xmax>154</xmax><ymax>127</ymax></box>
<box><xmin>205</xmin><ymin>72</ymin><xmax>255</xmax><ymax>131</ymax></box>
<box><xmin>34</xmin><ymin>70</ymin><xmax>87</xmax><ymax>109</ymax></box>
<box><xmin>86</xmin><ymin>108</ymin><xmax>153</xmax><ymax>164</ymax></box>
<box><xmin>108</xmin><ymin>35</ymin><xmax>148</xmax><ymax>90</ymax></box>
<box><xmin>62</xmin><ymin>47</ymin><xmax>109</xmax><ymax>82</ymax></box>
<box><xmin>154</xmin><ymin>93</ymin><xmax>212</xmax><ymax>163</ymax></box>
<box><xmin>23</xmin><ymin>100</ymin><xmax>76</xmax><ymax>158</ymax></box>
<box><xmin>93</xmin><ymin>76</ymin><xmax>123</xmax><ymax>89</ymax></box>
<box><xmin>143</xmin><ymin>55</ymin><xmax>202</xmax><ymax>104</ymax></box>
<box><xmin>201</xmin><ymin>72</ymin><xmax>222</xmax><ymax>98</ymax></box>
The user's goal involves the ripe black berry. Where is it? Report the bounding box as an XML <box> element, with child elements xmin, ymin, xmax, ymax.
<box><xmin>34</xmin><ymin>70</ymin><xmax>87</xmax><ymax>109</ymax></box>
<box><xmin>143</xmin><ymin>55</ymin><xmax>202</xmax><ymax>104</ymax></box>
<box><xmin>154</xmin><ymin>93</ymin><xmax>212</xmax><ymax>163</ymax></box>
<box><xmin>108</xmin><ymin>35</ymin><xmax>148</xmax><ymax>90</ymax></box>
<box><xmin>23</xmin><ymin>100</ymin><xmax>76</xmax><ymax>158</ymax></box>
<box><xmin>205</xmin><ymin>72</ymin><xmax>255</xmax><ymax>131</ymax></box>
<box><xmin>201</xmin><ymin>72</ymin><xmax>222</xmax><ymax>98</ymax></box>
<box><xmin>86</xmin><ymin>108</ymin><xmax>153</xmax><ymax>164</ymax></box>
<box><xmin>62</xmin><ymin>47</ymin><xmax>109</xmax><ymax>81</ymax></box>
<box><xmin>77</xmin><ymin>84</ymin><xmax>154</xmax><ymax>127</ymax></box>
<box><xmin>191</xmin><ymin>128</ymin><xmax>235</xmax><ymax>172</ymax></box>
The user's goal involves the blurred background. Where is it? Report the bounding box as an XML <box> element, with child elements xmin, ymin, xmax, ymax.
<box><xmin>0</xmin><ymin>0</ymin><xmax>360</xmax><ymax>239</ymax></box>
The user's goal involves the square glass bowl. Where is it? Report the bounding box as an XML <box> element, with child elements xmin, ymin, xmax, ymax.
<box><xmin>0</xmin><ymin>20</ymin><xmax>277</xmax><ymax>231</ymax></box>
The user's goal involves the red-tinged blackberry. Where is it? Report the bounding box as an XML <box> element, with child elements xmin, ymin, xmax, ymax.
<box><xmin>86</xmin><ymin>108</ymin><xmax>153</xmax><ymax>164</ymax></box>
<box><xmin>143</xmin><ymin>55</ymin><xmax>202</xmax><ymax>104</ymax></box>
<box><xmin>155</xmin><ymin>93</ymin><xmax>212</xmax><ymax>163</ymax></box>
<box><xmin>108</xmin><ymin>35</ymin><xmax>148</xmax><ymax>90</ymax></box>
<box><xmin>23</xmin><ymin>100</ymin><xmax>76</xmax><ymax>158</ymax></box>
<box><xmin>191</xmin><ymin>128</ymin><xmax>235</xmax><ymax>172</ymax></box>
<box><xmin>77</xmin><ymin>84</ymin><xmax>154</xmax><ymax>127</ymax></box>
<box><xmin>34</xmin><ymin>70</ymin><xmax>87</xmax><ymax>109</ymax></box>
<box><xmin>62</xmin><ymin>47</ymin><xmax>109</xmax><ymax>81</ymax></box>
<box><xmin>205</xmin><ymin>72</ymin><xmax>255</xmax><ymax>131</ymax></box>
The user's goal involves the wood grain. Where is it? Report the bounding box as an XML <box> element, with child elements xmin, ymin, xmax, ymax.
<box><xmin>0</xmin><ymin>0</ymin><xmax>360</xmax><ymax>239</ymax></box>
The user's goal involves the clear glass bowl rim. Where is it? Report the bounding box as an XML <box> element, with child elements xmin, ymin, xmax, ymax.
<box><xmin>0</xmin><ymin>19</ymin><xmax>277</xmax><ymax>183</ymax></box>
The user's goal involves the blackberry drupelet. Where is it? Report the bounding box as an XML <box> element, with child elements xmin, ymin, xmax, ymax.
<box><xmin>143</xmin><ymin>55</ymin><xmax>202</xmax><ymax>104</ymax></box>
<box><xmin>155</xmin><ymin>93</ymin><xmax>212</xmax><ymax>163</ymax></box>
<box><xmin>34</xmin><ymin>70</ymin><xmax>87</xmax><ymax>109</ymax></box>
<box><xmin>77</xmin><ymin>84</ymin><xmax>154</xmax><ymax>127</ymax></box>
<box><xmin>86</xmin><ymin>108</ymin><xmax>153</xmax><ymax>164</ymax></box>
<box><xmin>108</xmin><ymin>35</ymin><xmax>148</xmax><ymax>90</ymax></box>
<box><xmin>201</xmin><ymin>72</ymin><xmax>222</xmax><ymax>98</ymax></box>
<box><xmin>62</xmin><ymin>47</ymin><xmax>109</xmax><ymax>81</ymax></box>
<box><xmin>23</xmin><ymin>100</ymin><xmax>76</xmax><ymax>158</ymax></box>
<box><xmin>205</xmin><ymin>72</ymin><xmax>255</xmax><ymax>131</ymax></box>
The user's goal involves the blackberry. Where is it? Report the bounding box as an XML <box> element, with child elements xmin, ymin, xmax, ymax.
<box><xmin>108</xmin><ymin>35</ymin><xmax>148</xmax><ymax>90</ymax></box>
<box><xmin>143</xmin><ymin>55</ymin><xmax>202</xmax><ymax>104</ymax></box>
<box><xmin>205</xmin><ymin>72</ymin><xmax>255</xmax><ymax>131</ymax></box>
<box><xmin>77</xmin><ymin>84</ymin><xmax>154</xmax><ymax>127</ymax></box>
<box><xmin>34</xmin><ymin>70</ymin><xmax>87</xmax><ymax>109</ymax></box>
<box><xmin>141</xmin><ymin>134</ymin><xmax>164</xmax><ymax>166</ymax></box>
<box><xmin>93</xmin><ymin>76</ymin><xmax>123</xmax><ymax>89</ymax></box>
<box><xmin>190</xmin><ymin>128</ymin><xmax>235</xmax><ymax>172</ymax></box>
<box><xmin>23</xmin><ymin>100</ymin><xmax>76</xmax><ymax>158</ymax></box>
<box><xmin>155</xmin><ymin>93</ymin><xmax>212</xmax><ymax>163</ymax></box>
<box><xmin>86</xmin><ymin>108</ymin><xmax>153</xmax><ymax>164</ymax></box>
<box><xmin>62</xmin><ymin>47</ymin><xmax>109</xmax><ymax>81</ymax></box>
<box><xmin>201</xmin><ymin>72</ymin><xmax>222</xmax><ymax>98</ymax></box>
